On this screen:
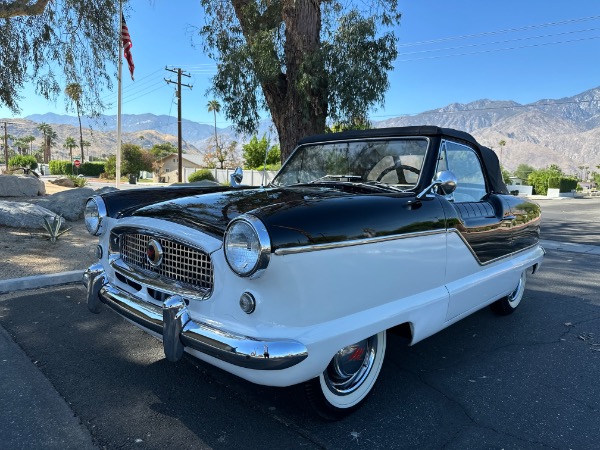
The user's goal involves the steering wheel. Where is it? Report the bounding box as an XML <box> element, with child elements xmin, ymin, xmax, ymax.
<box><xmin>376</xmin><ymin>163</ymin><xmax>421</xmax><ymax>182</ymax></box>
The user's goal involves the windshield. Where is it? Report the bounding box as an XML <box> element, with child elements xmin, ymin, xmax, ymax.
<box><xmin>272</xmin><ymin>138</ymin><xmax>429</xmax><ymax>189</ymax></box>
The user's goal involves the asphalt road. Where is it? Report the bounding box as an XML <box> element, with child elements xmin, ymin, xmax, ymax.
<box><xmin>0</xmin><ymin>198</ymin><xmax>599</xmax><ymax>449</ymax></box>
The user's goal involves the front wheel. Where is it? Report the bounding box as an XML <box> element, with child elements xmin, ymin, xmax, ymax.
<box><xmin>490</xmin><ymin>271</ymin><xmax>527</xmax><ymax>315</ymax></box>
<box><xmin>304</xmin><ymin>330</ymin><xmax>386</xmax><ymax>420</ymax></box>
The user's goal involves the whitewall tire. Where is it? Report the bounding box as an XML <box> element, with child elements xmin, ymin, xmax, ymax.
<box><xmin>491</xmin><ymin>270</ymin><xmax>527</xmax><ymax>315</ymax></box>
<box><xmin>304</xmin><ymin>330</ymin><xmax>387</xmax><ymax>420</ymax></box>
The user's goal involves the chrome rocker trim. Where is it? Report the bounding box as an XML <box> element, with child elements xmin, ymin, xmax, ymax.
<box><xmin>83</xmin><ymin>267</ymin><xmax>308</xmax><ymax>370</ymax></box>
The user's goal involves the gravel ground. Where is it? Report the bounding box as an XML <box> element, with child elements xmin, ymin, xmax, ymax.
<box><xmin>0</xmin><ymin>183</ymin><xmax>98</xmax><ymax>281</ymax></box>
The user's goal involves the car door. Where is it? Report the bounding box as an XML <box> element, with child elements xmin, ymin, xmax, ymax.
<box><xmin>437</xmin><ymin>140</ymin><xmax>514</xmax><ymax>320</ymax></box>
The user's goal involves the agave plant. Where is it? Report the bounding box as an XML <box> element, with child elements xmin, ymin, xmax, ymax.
<box><xmin>42</xmin><ymin>215</ymin><xmax>72</xmax><ymax>243</ymax></box>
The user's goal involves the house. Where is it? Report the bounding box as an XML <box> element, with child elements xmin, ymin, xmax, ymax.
<box><xmin>154</xmin><ymin>153</ymin><xmax>205</xmax><ymax>183</ymax></box>
<box><xmin>508</xmin><ymin>176</ymin><xmax>523</xmax><ymax>185</ymax></box>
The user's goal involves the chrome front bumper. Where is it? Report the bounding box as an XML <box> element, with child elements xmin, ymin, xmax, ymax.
<box><xmin>83</xmin><ymin>264</ymin><xmax>308</xmax><ymax>370</ymax></box>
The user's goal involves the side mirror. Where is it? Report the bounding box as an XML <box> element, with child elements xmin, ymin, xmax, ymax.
<box><xmin>416</xmin><ymin>170</ymin><xmax>457</xmax><ymax>199</ymax></box>
<box><xmin>435</xmin><ymin>170</ymin><xmax>457</xmax><ymax>195</ymax></box>
<box><xmin>230</xmin><ymin>167</ymin><xmax>243</xmax><ymax>187</ymax></box>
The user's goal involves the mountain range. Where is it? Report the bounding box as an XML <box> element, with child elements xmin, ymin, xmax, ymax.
<box><xmin>376</xmin><ymin>86</ymin><xmax>600</xmax><ymax>174</ymax></box>
<box><xmin>6</xmin><ymin>86</ymin><xmax>600</xmax><ymax>174</ymax></box>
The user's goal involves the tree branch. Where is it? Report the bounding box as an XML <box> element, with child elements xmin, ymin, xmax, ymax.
<box><xmin>0</xmin><ymin>0</ymin><xmax>51</xmax><ymax>18</ymax></box>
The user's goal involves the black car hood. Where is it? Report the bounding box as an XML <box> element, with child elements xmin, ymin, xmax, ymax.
<box><xmin>130</xmin><ymin>185</ymin><xmax>446</xmax><ymax>252</ymax></box>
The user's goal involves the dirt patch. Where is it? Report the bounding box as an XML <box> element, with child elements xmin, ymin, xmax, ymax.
<box><xmin>0</xmin><ymin>181</ymin><xmax>99</xmax><ymax>281</ymax></box>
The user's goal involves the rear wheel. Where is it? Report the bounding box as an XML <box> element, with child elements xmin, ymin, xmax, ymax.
<box><xmin>490</xmin><ymin>271</ymin><xmax>527</xmax><ymax>315</ymax></box>
<box><xmin>304</xmin><ymin>331</ymin><xmax>386</xmax><ymax>420</ymax></box>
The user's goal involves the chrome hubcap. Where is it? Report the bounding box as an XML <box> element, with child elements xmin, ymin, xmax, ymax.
<box><xmin>508</xmin><ymin>272</ymin><xmax>526</xmax><ymax>305</ymax></box>
<box><xmin>324</xmin><ymin>336</ymin><xmax>377</xmax><ymax>395</ymax></box>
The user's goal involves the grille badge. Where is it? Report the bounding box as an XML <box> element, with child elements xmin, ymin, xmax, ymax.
<box><xmin>146</xmin><ymin>239</ymin><xmax>164</xmax><ymax>267</ymax></box>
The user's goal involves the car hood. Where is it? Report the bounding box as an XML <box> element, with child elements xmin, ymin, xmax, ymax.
<box><xmin>130</xmin><ymin>185</ymin><xmax>446</xmax><ymax>252</ymax></box>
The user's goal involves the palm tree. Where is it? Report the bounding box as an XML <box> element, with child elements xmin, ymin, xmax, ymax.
<box><xmin>207</xmin><ymin>100</ymin><xmax>221</xmax><ymax>153</ymax></box>
<box><xmin>498</xmin><ymin>140</ymin><xmax>506</xmax><ymax>165</ymax></box>
<box><xmin>82</xmin><ymin>140</ymin><xmax>92</xmax><ymax>160</ymax></box>
<box><xmin>65</xmin><ymin>83</ymin><xmax>85</xmax><ymax>161</ymax></box>
<box><xmin>64</xmin><ymin>137</ymin><xmax>77</xmax><ymax>163</ymax></box>
<box><xmin>37</xmin><ymin>123</ymin><xmax>57</xmax><ymax>163</ymax></box>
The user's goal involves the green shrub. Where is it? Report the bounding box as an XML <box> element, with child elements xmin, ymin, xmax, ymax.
<box><xmin>188</xmin><ymin>169</ymin><xmax>216</xmax><ymax>183</ymax></box>
<box><xmin>558</xmin><ymin>178</ymin><xmax>578</xmax><ymax>193</ymax></box>
<box><xmin>254</xmin><ymin>163</ymin><xmax>281</xmax><ymax>172</ymax></box>
<box><xmin>66</xmin><ymin>174</ymin><xmax>88</xmax><ymax>188</ymax></box>
<box><xmin>103</xmin><ymin>155</ymin><xmax>117</xmax><ymax>179</ymax></box>
<box><xmin>8</xmin><ymin>154</ymin><xmax>38</xmax><ymax>170</ymax></box>
<box><xmin>49</xmin><ymin>160</ymin><xmax>73</xmax><ymax>175</ymax></box>
<box><xmin>79</xmin><ymin>162</ymin><xmax>105</xmax><ymax>177</ymax></box>
<box><xmin>547</xmin><ymin>177</ymin><xmax>560</xmax><ymax>189</ymax></box>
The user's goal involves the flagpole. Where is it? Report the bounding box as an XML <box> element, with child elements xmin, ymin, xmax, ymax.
<box><xmin>116</xmin><ymin>1</ymin><xmax>123</xmax><ymax>188</ymax></box>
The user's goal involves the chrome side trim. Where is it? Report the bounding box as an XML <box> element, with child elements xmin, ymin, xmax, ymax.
<box><xmin>273</xmin><ymin>229</ymin><xmax>445</xmax><ymax>255</ymax></box>
<box><xmin>87</xmin><ymin>273</ymin><xmax>308</xmax><ymax>370</ymax></box>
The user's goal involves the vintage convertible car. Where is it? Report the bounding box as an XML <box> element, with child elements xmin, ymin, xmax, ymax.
<box><xmin>83</xmin><ymin>126</ymin><xmax>543</xmax><ymax>419</ymax></box>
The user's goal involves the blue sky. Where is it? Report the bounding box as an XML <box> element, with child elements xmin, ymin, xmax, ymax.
<box><xmin>1</xmin><ymin>0</ymin><xmax>599</xmax><ymax>127</ymax></box>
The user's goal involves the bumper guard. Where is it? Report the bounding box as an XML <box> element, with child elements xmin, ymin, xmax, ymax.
<box><xmin>83</xmin><ymin>266</ymin><xmax>308</xmax><ymax>370</ymax></box>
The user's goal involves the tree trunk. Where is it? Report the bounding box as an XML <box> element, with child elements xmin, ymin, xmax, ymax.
<box><xmin>277</xmin><ymin>0</ymin><xmax>327</xmax><ymax>161</ymax></box>
<box><xmin>231</xmin><ymin>0</ymin><xmax>327</xmax><ymax>163</ymax></box>
<box><xmin>77</xmin><ymin>104</ymin><xmax>84</xmax><ymax>162</ymax></box>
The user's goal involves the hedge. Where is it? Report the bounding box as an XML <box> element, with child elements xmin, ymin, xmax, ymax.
<box><xmin>48</xmin><ymin>160</ymin><xmax>105</xmax><ymax>176</ymax></box>
<box><xmin>547</xmin><ymin>176</ymin><xmax>578</xmax><ymax>193</ymax></box>
<box><xmin>558</xmin><ymin>177</ymin><xmax>578</xmax><ymax>193</ymax></box>
<box><xmin>49</xmin><ymin>160</ymin><xmax>73</xmax><ymax>175</ymax></box>
<box><xmin>79</xmin><ymin>162</ymin><xmax>105</xmax><ymax>176</ymax></box>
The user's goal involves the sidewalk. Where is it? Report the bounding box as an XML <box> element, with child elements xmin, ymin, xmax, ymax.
<box><xmin>0</xmin><ymin>321</ymin><xmax>95</xmax><ymax>448</ymax></box>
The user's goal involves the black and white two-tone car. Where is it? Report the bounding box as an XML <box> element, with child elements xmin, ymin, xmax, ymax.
<box><xmin>83</xmin><ymin>126</ymin><xmax>544</xmax><ymax>419</ymax></box>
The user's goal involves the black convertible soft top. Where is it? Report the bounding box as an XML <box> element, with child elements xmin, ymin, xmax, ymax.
<box><xmin>297</xmin><ymin>126</ymin><xmax>509</xmax><ymax>195</ymax></box>
<box><xmin>479</xmin><ymin>146</ymin><xmax>509</xmax><ymax>195</ymax></box>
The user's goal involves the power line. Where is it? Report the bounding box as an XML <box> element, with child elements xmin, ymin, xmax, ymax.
<box><xmin>397</xmin><ymin>14</ymin><xmax>600</xmax><ymax>48</ymax></box>
<box><xmin>400</xmin><ymin>27</ymin><xmax>600</xmax><ymax>56</ymax></box>
<box><xmin>397</xmin><ymin>35</ymin><xmax>600</xmax><ymax>62</ymax></box>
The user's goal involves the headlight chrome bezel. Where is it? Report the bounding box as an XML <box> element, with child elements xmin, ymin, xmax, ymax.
<box><xmin>224</xmin><ymin>215</ymin><xmax>271</xmax><ymax>278</ymax></box>
<box><xmin>84</xmin><ymin>196</ymin><xmax>108</xmax><ymax>236</ymax></box>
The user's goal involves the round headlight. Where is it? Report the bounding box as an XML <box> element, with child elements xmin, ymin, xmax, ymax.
<box><xmin>84</xmin><ymin>196</ymin><xmax>107</xmax><ymax>236</ymax></box>
<box><xmin>224</xmin><ymin>215</ymin><xmax>271</xmax><ymax>278</ymax></box>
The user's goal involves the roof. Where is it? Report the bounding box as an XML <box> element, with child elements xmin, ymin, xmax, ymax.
<box><xmin>297</xmin><ymin>126</ymin><xmax>508</xmax><ymax>195</ymax></box>
<box><xmin>157</xmin><ymin>153</ymin><xmax>205</xmax><ymax>166</ymax></box>
<box><xmin>297</xmin><ymin>126</ymin><xmax>479</xmax><ymax>147</ymax></box>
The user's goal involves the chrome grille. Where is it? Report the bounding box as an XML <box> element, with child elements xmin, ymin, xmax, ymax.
<box><xmin>120</xmin><ymin>232</ymin><xmax>213</xmax><ymax>292</ymax></box>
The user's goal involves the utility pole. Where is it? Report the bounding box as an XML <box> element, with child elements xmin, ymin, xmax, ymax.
<box><xmin>2</xmin><ymin>121</ymin><xmax>15</xmax><ymax>172</ymax></box>
<box><xmin>165</xmin><ymin>67</ymin><xmax>192</xmax><ymax>183</ymax></box>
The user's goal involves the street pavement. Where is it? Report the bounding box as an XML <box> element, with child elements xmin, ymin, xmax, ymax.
<box><xmin>0</xmin><ymin>196</ymin><xmax>599</xmax><ymax>449</ymax></box>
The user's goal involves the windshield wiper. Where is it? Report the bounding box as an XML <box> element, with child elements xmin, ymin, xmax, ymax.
<box><xmin>354</xmin><ymin>180</ymin><xmax>404</xmax><ymax>192</ymax></box>
<box><xmin>300</xmin><ymin>175</ymin><xmax>405</xmax><ymax>193</ymax></box>
<box><xmin>308</xmin><ymin>174</ymin><xmax>363</xmax><ymax>183</ymax></box>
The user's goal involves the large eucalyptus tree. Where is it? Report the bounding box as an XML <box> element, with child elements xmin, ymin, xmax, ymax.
<box><xmin>199</xmin><ymin>0</ymin><xmax>401</xmax><ymax>161</ymax></box>
<box><xmin>0</xmin><ymin>0</ymin><xmax>124</xmax><ymax>117</ymax></box>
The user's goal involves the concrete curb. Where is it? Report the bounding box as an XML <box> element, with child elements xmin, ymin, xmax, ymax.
<box><xmin>540</xmin><ymin>240</ymin><xmax>600</xmax><ymax>256</ymax></box>
<box><xmin>0</xmin><ymin>270</ymin><xmax>84</xmax><ymax>294</ymax></box>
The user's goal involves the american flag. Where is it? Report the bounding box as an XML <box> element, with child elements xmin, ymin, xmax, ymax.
<box><xmin>121</xmin><ymin>14</ymin><xmax>135</xmax><ymax>80</ymax></box>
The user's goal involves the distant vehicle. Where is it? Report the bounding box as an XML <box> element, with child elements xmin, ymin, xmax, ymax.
<box><xmin>84</xmin><ymin>126</ymin><xmax>544</xmax><ymax>419</ymax></box>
